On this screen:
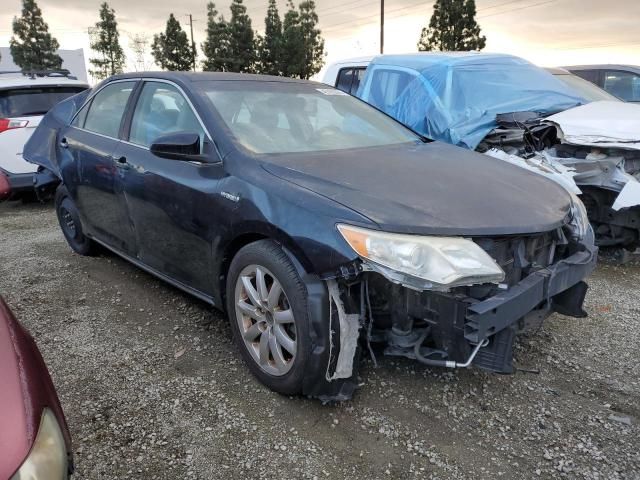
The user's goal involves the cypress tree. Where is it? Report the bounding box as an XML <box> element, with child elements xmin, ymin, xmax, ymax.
<box><xmin>152</xmin><ymin>14</ymin><xmax>194</xmax><ymax>71</ymax></box>
<box><xmin>10</xmin><ymin>0</ymin><xmax>63</xmax><ymax>71</ymax></box>
<box><xmin>202</xmin><ymin>3</ymin><xmax>233</xmax><ymax>71</ymax></box>
<box><xmin>89</xmin><ymin>3</ymin><xmax>125</xmax><ymax>80</ymax></box>
<box><xmin>298</xmin><ymin>1</ymin><xmax>324</xmax><ymax>79</ymax></box>
<box><xmin>281</xmin><ymin>1</ymin><xmax>304</xmax><ymax>78</ymax></box>
<box><xmin>259</xmin><ymin>0</ymin><xmax>283</xmax><ymax>76</ymax></box>
<box><xmin>417</xmin><ymin>0</ymin><xmax>486</xmax><ymax>52</ymax></box>
<box><xmin>228</xmin><ymin>0</ymin><xmax>256</xmax><ymax>73</ymax></box>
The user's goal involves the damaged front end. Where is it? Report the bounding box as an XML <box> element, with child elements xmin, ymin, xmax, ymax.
<box><xmin>311</xmin><ymin>220</ymin><xmax>597</xmax><ymax>402</ymax></box>
<box><xmin>479</xmin><ymin>104</ymin><xmax>640</xmax><ymax>251</ymax></box>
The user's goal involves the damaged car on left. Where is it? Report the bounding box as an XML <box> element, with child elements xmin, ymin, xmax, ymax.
<box><xmin>0</xmin><ymin>297</ymin><xmax>74</xmax><ymax>479</ymax></box>
<box><xmin>24</xmin><ymin>72</ymin><xmax>597</xmax><ymax>401</ymax></box>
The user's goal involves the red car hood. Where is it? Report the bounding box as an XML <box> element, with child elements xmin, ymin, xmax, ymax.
<box><xmin>0</xmin><ymin>298</ymin><xmax>71</xmax><ymax>478</ymax></box>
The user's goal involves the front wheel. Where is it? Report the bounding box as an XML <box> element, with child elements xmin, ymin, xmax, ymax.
<box><xmin>226</xmin><ymin>240</ymin><xmax>311</xmax><ymax>395</ymax></box>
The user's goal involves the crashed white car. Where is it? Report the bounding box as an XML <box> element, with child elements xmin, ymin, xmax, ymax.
<box><xmin>322</xmin><ymin>53</ymin><xmax>640</xmax><ymax>251</ymax></box>
<box><xmin>0</xmin><ymin>70</ymin><xmax>88</xmax><ymax>200</ymax></box>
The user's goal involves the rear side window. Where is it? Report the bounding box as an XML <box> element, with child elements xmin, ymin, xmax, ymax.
<box><xmin>83</xmin><ymin>81</ymin><xmax>136</xmax><ymax>138</ymax></box>
<box><xmin>129</xmin><ymin>81</ymin><xmax>204</xmax><ymax>147</ymax></box>
<box><xmin>336</xmin><ymin>67</ymin><xmax>366</xmax><ymax>95</ymax></box>
<box><xmin>603</xmin><ymin>70</ymin><xmax>640</xmax><ymax>102</ymax></box>
<box><xmin>0</xmin><ymin>86</ymin><xmax>87</xmax><ymax>118</ymax></box>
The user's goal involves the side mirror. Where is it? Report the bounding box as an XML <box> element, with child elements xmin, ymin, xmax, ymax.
<box><xmin>150</xmin><ymin>132</ymin><xmax>201</xmax><ymax>161</ymax></box>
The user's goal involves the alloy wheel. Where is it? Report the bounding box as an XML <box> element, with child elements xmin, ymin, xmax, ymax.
<box><xmin>234</xmin><ymin>264</ymin><xmax>297</xmax><ymax>376</ymax></box>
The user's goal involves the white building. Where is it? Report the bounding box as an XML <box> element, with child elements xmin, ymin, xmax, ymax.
<box><xmin>0</xmin><ymin>47</ymin><xmax>88</xmax><ymax>83</ymax></box>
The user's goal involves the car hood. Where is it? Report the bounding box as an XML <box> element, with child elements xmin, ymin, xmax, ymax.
<box><xmin>260</xmin><ymin>141</ymin><xmax>571</xmax><ymax>236</ymax></box>
<box><xmin>546</xmin><ymin>101</ymin><xmax>640</xmax><ymax>150</ymax></box>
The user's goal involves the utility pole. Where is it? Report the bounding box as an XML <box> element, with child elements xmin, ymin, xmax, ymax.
<box><xmin>380</xmin><ymin>0</ymin><xmax>384</xmax><ymax>54</ymax></box>
<box><xmin>186</xmin><ymin>14</ymin><xmax>196</xmax><ymax>71</ymax></box>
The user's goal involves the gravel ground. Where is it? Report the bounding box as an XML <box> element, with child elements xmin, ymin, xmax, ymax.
<box><xmin>1</xmin><ymin>200</ymin><xmax>639</xmax><ymax>480</ymax></box>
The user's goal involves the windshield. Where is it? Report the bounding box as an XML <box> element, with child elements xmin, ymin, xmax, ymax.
<box><xmin>553</xmin><ymin>73</ymin><xmax>620</xmax><ymax>102</ymax></box>
<box><xmin>201</xmin><ymin>82</ymin><xmax>419</xmax><ymax>154</ymax></box>
<box><xmin>0</xmin><ymin>86</ymin><xmax>88</xmax><ymax>118</ymax></box>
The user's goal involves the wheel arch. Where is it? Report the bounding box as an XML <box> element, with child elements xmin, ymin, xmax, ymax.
<box><xmin>215</xmin><ymin>225</ymin><xmax>316</xmax><ymax>311</ymax></box>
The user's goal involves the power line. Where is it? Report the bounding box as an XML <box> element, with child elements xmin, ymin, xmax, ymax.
<box><xmin>477</xmin><ymin>0</ymin><xmax>531</xmax><ymax>11</ymax></box>
<box><xmin>318</xmin><ymin>0</ymin><xmax>378</xmax><ymax>17</ymax></box>
<box><xmin>326</xmin><ymin>7</ymin><xmax>430</xmax><ymax>40</ymax></box>
<box><xmin>556</xmin><ymin>40</ymin><xmax>640</xmax><ymax>51</ymax></box>
<box><xmin>478</xmin><ymin>0</ymin><xmax>558</xmax><ymax>18</ymax></box>
<box><xmin>322</xmin><ymin>0</ymin><xmax>432</xmax><ymax>32</ymax></box>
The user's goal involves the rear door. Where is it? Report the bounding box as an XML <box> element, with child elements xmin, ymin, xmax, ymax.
<box><xmin>0</xmin><ymin>85</ymin><xmax>87</xmax><ymax>174</ymax></box>
<box><xmin>118</xmin><ymin>80</ymin><xmax>223</xmax><ymax>294</ymax></box>
<box><xmin>61</xmin><ymin>80</ymin><xmax>138</xmax><ymax>255</ymax></box>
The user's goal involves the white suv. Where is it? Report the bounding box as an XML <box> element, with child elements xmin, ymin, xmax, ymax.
<box><xmin>0</xmin><ymin>70</ymin><xmax>88</xmax><ymax>200</ymax></box>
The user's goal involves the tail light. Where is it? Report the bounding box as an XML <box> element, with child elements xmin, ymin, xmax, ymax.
<box><xmin>0</xmin><ymin>118</ymin><xmax>29</xmax><ymax>134</ymax></box>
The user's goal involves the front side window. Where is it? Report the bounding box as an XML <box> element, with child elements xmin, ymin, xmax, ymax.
<box><xmin>202</xmin><ymin>82</ymin><xmax>418</xmax><ymax>154</ymax></box>
<box><xmin>603</xmin><ymin>70</ymin><xmax>640</xmax><ymax>102</ymax></box>
<box><xmin>83</xmin><ymin>81</ymin><xmax>136</xmax><ymax>138</ymax></box>
<box><xmin>129</xmin><ymin>82</ymin><xmax>204</xmax><ymax>147</ymax></box>
<box><xmin>0</xmin><ymin>86</ymin><xmax>87</xmax><ymax>118</ymax></box>
<box><xmin>367</xmin><ymin>68</ymin><xmax>416</xmax><ymax>115</ymax></box>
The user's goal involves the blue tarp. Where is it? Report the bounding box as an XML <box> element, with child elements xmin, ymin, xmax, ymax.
<box><xmin>356</xmin><ymin>53</ymin><xmax>586</xmax><ymax>150</ymax></box>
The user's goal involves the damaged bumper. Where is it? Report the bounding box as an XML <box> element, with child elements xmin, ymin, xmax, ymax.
<box><xmin>308</xmin><ymin>236</ymin><xmax>597</xmax><ymax>402</ymax></box>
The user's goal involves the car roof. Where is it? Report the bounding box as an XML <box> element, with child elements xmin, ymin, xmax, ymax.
<box><xmin>563</xmin><ymin>64</ymin><xmax>640</xmax><ymax>73</ymax></box>
<box><xmin>108</xmin><ymin>71</ymin><xmax>325</xmax><ymax>86</ymax></box>
<box><xmin>0</xmin><ymin>72</ymin><xmax>88</xmax><ymax>89</ymax></box>
<box><xmin>546</xmin><ymin>67</ymin><xmax>571</xmax><ymax>75</ymax></box>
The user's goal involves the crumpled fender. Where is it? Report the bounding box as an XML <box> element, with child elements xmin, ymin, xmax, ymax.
<box><xmin>281</xmin><ymin>247</ymin><xmax>360</xmax><ymax>403</ymax></box>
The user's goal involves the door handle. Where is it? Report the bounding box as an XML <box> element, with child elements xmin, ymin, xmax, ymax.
<box><xmin>112</xmin><ymin>155</ymin><xmax>128</xmax><ymax>165</ymax></box>
<box><xmin>59</xmin><ymin>137</ymin><xmax>69</xmax><ymax>149</ymax></box>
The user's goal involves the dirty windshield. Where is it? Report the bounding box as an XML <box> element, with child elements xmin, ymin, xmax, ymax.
<box><xmin>202</xmin><ymin>82</ymin><xmax>419</xmax><ymax>154</ymax></box>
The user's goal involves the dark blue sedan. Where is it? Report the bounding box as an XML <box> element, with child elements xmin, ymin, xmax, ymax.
<box><xmin>24</xmin><ymin>72</ymin><xmax>597</xmax><ymax>401</ymax></box>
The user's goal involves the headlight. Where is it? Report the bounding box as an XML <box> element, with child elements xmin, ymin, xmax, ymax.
<box><xmin>568</xmin><ymin>193</ymin><xmax>592</xmax><ymax>242</ymax></box>
<box><xmin>11</xmin><ymin>409</ymin><xmax>68</xmax><ymax>480</ymax></box>
<box><xmin>337</xmin><ymin>224</ymin><xmax>505</xmax><ymax>290</ymax></box>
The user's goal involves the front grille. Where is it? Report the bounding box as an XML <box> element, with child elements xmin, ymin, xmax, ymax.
<box><xmin>474</xmin><ymin>233</ymin><xmax>558</xmax><ymax>287</ymax></box>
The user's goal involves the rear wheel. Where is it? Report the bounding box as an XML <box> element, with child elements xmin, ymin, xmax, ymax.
<box><xmin>55</xmin><ymin>186</ymin><xmax>96</xmax><ymax>256</ymax></box>
<box><xmin>226</xmin><ymin>240</ymin><xmax>311</xmax><ymax>395</ymax></box>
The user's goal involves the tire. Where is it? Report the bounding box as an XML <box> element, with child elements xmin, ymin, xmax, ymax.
<box><xmin>54</xmin><ymin>186</ymin><xmax>96</xmax><ymax>256</ymax></box>
<box><xmin>226</xmin><ymin>240</ymin><xmax>311</xmax><ymax>395</ymax></box>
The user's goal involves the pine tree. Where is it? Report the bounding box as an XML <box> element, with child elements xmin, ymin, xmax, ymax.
<box><xmin>227</xmin><ymin>0</ymin><xmax>256</xmax><ymax>73</ymax></box>
<box><xmin>417</xmin><ymin>0</ymin><xmax>486</xmax><ymax>52</ymax></box>
<box><xmin>281</xmin><ymin>1</ymin><xmax>304</xmax><ymax>78</ymax></box>
<box><xmin>152</xmin><ymin>14</ymin><xmax>194</xmax><ymax>71</ymax></box>
<box><xmin>298</xmin><ymin>1</ymin><xmax>324</xmax><ymax>79</ymax></box>
<box><xmin>258</xmin><ymin>0</ymin><xmax>283</xmax><ymax>76</ymax></box>
<box><xmin>202</xmin><ymin>3</ymin><xmax>233</xmax><ymax>71</ymax></box>
<box><xmin>89</xmin><ymin>3</ymin><xmax>125</xmax><ymax>80</ymax></box>
<box><xmin>10</xmin><ymin>0</ymin><xmax>62</xmax><ymax>71</ymax></box>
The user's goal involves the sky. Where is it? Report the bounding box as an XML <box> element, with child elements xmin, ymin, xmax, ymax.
<box><xmin>0</xmin><ymin>0</ymin><xmax>638</xmax><ymax>82</ymax></box>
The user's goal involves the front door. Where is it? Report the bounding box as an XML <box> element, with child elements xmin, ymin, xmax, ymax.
<box><xmin>64</xmin><ymin>80</ymin><xmax>138</xmax><ymax>255</ymax></box>
<box><xmin>118</xmin><ymin>80</ymin><xmax>223</xmax><ymax>294</ymax></box>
